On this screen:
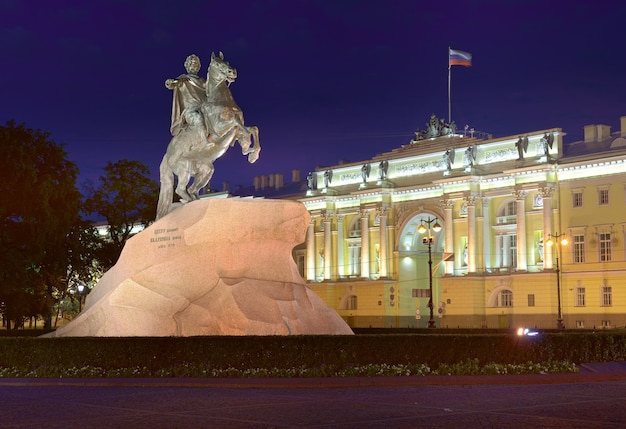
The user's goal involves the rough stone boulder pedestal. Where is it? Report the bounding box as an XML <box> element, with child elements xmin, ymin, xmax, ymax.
<box><xmin>50</xmin><ymin>199</ymin><xmax>353</xmax><ymax>336</ymax></box>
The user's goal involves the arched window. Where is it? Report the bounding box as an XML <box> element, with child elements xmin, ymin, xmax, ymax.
<box><xmin>339</xmin><ymin>294</ymin><xmax>357</xmax><ymax>310</ymax></box>
<box><xmin>496</xmin><ymin>289</ymin><xmax>513</xmax><ymax>307</ymax></box>
<box><xmin>499</xmin><ymin>201</ymin><xmax>517</xmax><ymax>217</ymax></box>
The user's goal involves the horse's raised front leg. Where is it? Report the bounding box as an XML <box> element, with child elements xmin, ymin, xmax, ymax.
<box><xmin>246</xmin><ymin>125</ymin><xmax>260</xmax><ymax>163</ymax></box>
<box><xmin>235</xmin><ymin>125</ymin><xmax>260</xmax><ymax>162</ymax></box>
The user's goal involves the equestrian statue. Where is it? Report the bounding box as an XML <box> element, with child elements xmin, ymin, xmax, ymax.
<box><xmin>156</xmin><ymin>52</ymin><xmax>260</xmax><ymax>219</ymax></box>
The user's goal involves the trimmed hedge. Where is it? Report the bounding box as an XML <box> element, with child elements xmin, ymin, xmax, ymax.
<box><xmin>1</xmin><ymin>331</ymin><xmax>624</xmax><ymax>374</ymax></box>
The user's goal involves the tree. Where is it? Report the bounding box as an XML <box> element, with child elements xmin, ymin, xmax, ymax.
<box><xmin>52</xmin><ymin>219</ymin><xmax>103</xmax><ymax>326</ymax></box>
<box><xmin>0</xmin><ymin>121</ymin><xmax>82</xmax><ymax>329</ymax></box>
<box><xmin>84</xmin><ymin>159</ymin><xmax>158</xmax><ymax>269</ymax></box>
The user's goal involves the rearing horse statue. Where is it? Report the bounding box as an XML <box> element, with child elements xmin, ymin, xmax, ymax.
<box><xmin>156</xmin><ymin>52</ymin><xmax>260</xmax><ymax>219</ymax></box>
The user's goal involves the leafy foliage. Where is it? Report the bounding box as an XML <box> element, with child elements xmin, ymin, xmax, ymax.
<box><xmin>0</xmin><ymin>331</ymin><xmax>623</xmax><ymax>378</ymax></box>
<box><xmin>83</xmin><ymin>159</ymin><xmax>158</xmax><ymax>268</ymax></box>
<box><xmin>0</xmin><ymin>121</ymin><xmax>82</xmax><ymax>328</ymax></box>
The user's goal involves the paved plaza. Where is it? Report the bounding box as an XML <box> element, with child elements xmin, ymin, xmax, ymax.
<box><xmin>1</xmin><ymin>364</ymin><xmax>625</xmax><ymax>428</ymax></box>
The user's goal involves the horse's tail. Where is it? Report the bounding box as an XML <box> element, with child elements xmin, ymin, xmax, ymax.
<box><xmin>156</xmin><ymin>154</ymin><xmax>174</xmax><ymax>220</ymax></box>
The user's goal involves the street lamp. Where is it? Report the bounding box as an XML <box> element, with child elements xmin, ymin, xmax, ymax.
<box><xmin>418</xmin><ymin>217</ymin><xmax>442</xmax><ymax>328</ymax></box>
<box><xmin>77</xmin><ymin>284</ymin><xmax>85</xmax><ymax>313</ymax></box>
<box><xmin>546</xmin><ymin>233</ymin><xmax>568</xmax><ymax>329</ymax></box>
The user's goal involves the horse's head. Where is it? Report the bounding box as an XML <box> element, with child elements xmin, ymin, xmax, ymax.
<box><xmin>208</xmin><ymin>51</ymin><xmax>237</xmax><ymax>86</ymax></box>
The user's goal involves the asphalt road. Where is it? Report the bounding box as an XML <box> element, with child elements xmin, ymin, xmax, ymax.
<box><xmin>1</xmin><ymin>364</ymin><xmax>625</xmax><ymax>429</ymax></box>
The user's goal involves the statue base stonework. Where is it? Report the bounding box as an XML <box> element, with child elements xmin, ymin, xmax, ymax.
<box><xmin>50</xmin><ymin>199</ymin><xmax>353</xmax><ymax>336</ymax></box>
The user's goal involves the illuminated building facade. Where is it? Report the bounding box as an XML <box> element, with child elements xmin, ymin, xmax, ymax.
<box><xmin>289</xmin><ymin>115</ymin><xmax>626</xmax><ymax>329</ymax></box>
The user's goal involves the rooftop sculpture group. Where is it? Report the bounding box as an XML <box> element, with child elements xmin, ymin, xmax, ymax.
<box><xmin>412</xmin><ymin>114</ymin><xmax>457</xmax><ymax>142</ymax></box>
<box><xmin>156</xmin><ymin>52</ymin><xmax>260</xmax><ymax>219</ymax></box>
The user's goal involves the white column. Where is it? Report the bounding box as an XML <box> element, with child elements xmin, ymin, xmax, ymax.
<box><xmin>441</xmin><ymin>198</ymin><xmax>454</xmax><ymax>275</ymax></box>
<box><xmin>465</xmin><ymin>195</ymin><xmax>477</xmax><ymax>273</ymax></box>
<box><xmin>502</xmin><ymin>235</ymin><xmax>510</xmax><ymax>267</ymax></box>
<box><xmin>378</xmin><ymin>206</ymin><xmax>389</xmax><ymax>278</ymax></box>
<box><xmin>360</xmin><ymin>209</ymin><xmax>370</xmax><ymax>279</ymax></box>
<box><xmin>515</xmin><ymin>190</ymin><xmax>527</xmax><ymax>271</ymax></box>
<box><xmin>495</xmin><ymin>235</ymin><xmax>503</xmax><ymax>268</ymax></box>
<box><xmin>306</xmin><ymin>219</ymin><xmax>316</xmax><ymax>281</ymax></box>
<box><xmin>541</xmin><ymin>186</ymin><xmax>554</xmax><ymax>269</ymax></box>
<box><xmin>323</xmin><ymin>211</ymin><xmax>332</xmax><ymax>280</ymax></box>
<box><xmin>482</xmin><ymin>198</ymin><xmax>491</xmax><ymax>271</ymax></box>
<box><xmin>336</xmin><ymin>214</ymin><xmax>345</xmax><ymax>277</ymax></box>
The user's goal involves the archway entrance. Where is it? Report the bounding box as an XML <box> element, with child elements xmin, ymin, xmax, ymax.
<box><xmin>398</xmin><ymin>213</ymin><xmax>445</xmax><ymax>327</ymax></box>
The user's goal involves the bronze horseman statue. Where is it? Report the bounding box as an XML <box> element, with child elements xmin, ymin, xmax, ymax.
<box><xmin>156</xmin><ymin>52</ymin><xmax>260</xmax><ymax>219</ymax></box>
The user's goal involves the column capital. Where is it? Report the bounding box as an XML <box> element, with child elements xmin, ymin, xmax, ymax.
<box><xmin>376</xmin><ymin>205</ymin><xmax>390</xmax><ymax>216</ymax></box>
<box><xmin>321</xmin><ymin>210</ymin><xmax>335</xmax><ymax>222</ymax></box>
<box><xmin>514</xmin><ymin>189</ymin><xmax>528</xmax><ymax>200</ymax></box>
<box><xmin>360</xmin><ymin>208</ymin><xmax>371</xmax><ymax>218</ymax></box>
<box><xmin>463</xmin><ymin>195</ymin><xmax>478</xmax><ymax>206</ymax></box>
<box><xmin>440</xmin><ymin>197</ymin><xmax>455</xmax><ymax>209</ymax></box>
<box><xmin>539</xmin><ymin>185</ymin><xmax>555</xmax><ymax>199</ymax></box>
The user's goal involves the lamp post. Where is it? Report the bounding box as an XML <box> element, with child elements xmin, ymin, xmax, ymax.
<box><xmin>418</xmin><ymin>217</ymin><xmax>442</xmax><ymax>329</ymax></box>
<box><xmin>546</xmin><ymin>233</ymin><xmax>568</xmax><ymax>329</ymax></box>
<box><xmin>77</xmin><ymin>284</ymin><xmax>85</xmax><ymax>313</ymax></box>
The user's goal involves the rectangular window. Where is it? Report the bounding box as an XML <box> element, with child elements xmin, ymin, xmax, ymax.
<box><xmin>509</xmin><ymin>235</ymin><xmax>517</xmax><ymax>268</ymax></box>
<box><xmin>412</xmin><ymin>289</ymin><xmax>431</xmax><ymax>298</ymax></box>
<box><xmin>347</xmin><ymin>295</ymin><xmax>358</xmax><ymax>310</ymax></box>
<box><xmin>599</xmin><ymin>233</ymin><xmax>612</xmax><ymax>262</ymax></box>
<box><xmin>499</xmin><ymin>290</ymin><xmax>513</xmax><ymax>307</ymax></box>
<box><xmin>573</xmin><ymin>234</ymin><xmax>585</xmax><ymax>263</ymax></box>
<box><xmin>602</xmin><ymin>320</ymin><xmax>611</xmax><ymax>329</ymax></box>
<box><xmin>572</xmin><ymin>191</ymin><xmax>583</xmax><ymax>208</ymax></box>
<box><xmin>576</xmin><ymin>320</ymin><xmax>585</xmax><ymax>329</ymax></box>
<box><xmin>601</xmin><ymin>286</ymin><xmax>612</xmax><ymax>306</ymax></box>
<box><xmin>348</xmin><ymin>246</ymin><xmax>361</xmax><ymax>276</ymax></box>
<box><xmin>576</xmin><ymin>287</ymin><xmax>586</xmax><ymax>306</ymax></box>
<box><xmin>527</xmin><ymin>294</ymin><xmax>535</xmax><ymax>307</ymax></box>
<box><xmin>598</xmin><ymin>188</ymin><xmax>609</xmax><ymax>205</ymax></box>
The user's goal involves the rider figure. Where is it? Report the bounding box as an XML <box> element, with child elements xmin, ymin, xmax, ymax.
<box><xmin>165</xmin><ymin>54</ymin><xmax>209</xmax><ymax>137</ymax></box>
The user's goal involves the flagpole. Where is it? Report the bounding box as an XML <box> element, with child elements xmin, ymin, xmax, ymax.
<box><xmin>448</xmin><ymin>46</ymin><xmax>451</xmax><ymax>124</ymax></box>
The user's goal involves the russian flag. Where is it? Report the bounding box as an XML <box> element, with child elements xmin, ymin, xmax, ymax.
<box><xmin>449</xmin><ymin>49</ymin><xmax>472</xmax><ymax>67</ymax></box>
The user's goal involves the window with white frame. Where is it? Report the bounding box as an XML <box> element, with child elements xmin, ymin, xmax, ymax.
<box><xmin>497</xmin><ymin>289</ymin><xmax>513</xmax><ymax>307</ymax></box>
<box><xmin>347</xmin><ymin>245</ymin><xmax>361</xmax><ymax>276</ymax></box>
<box><xmin>575</xmin><ymin>287</ymin><xmax>586</xmax><ymax>306</ymax></box>
<box><xmin>602</xmin><ymin>320</ymin><xmax>611</xmax><ymax>329</ymax></box>
<box><xmin>573</xmin><ymin>234</ymin><xmax>585</xmax><ymax>263</ymax></box>
<box><xmin>601</xmin><ymin>285</ymin><xmax>612</xmax><ymax>306</ymax></box>
<box><xmin>572</xmin><ymin>190</ymin><xmax>583</xmax><ymax>208</ymax></box>
<box><xmin>497</xmin><ymin>234</ymin><xmax>518</xmax><ymax>269</ymax></box>
<box><xmin>496</xmin><ymin>200</ymin><xmax>517</xmax><ymax>224</ymax></box>
<box><xmin>576</xmin><ymin>320</ymin><xmax>585</xmax><ymax>329</ymax></box>
<box><xmin>599</xmin><ymin>232</ymin><xmax>612</xmax><ymax>262</ymax></box>
<box><xmin>505</xmin><ymin>201</ymin><xmax>517</xmax><ymax>216</ymax></box>
<box><xmin>598</xmin><ymin>188</ymin><xmax>609</xmax><ymax>205</ymax></box>
<box><xmin>509</xmin><ymin>235</ymin><xmax>518</xmax><ymax>268</ymax></box>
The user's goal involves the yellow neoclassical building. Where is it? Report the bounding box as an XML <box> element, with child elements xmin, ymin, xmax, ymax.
<box><xmin>285</xmin><ymin>115</ymin><xmax>626</xmax><ymax>330</ymax></box>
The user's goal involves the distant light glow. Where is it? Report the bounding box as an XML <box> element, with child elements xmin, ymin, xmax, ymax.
<box><xmin>517</xmin><ymin>327</ymin><xmax>539</xmax><ymax>336</ymax></box>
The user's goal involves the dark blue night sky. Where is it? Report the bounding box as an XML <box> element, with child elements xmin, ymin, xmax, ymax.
<box><xmin>2</xmin><ymin>0</ymin><xmax>625</xmax><ymax>191</ymax></box>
